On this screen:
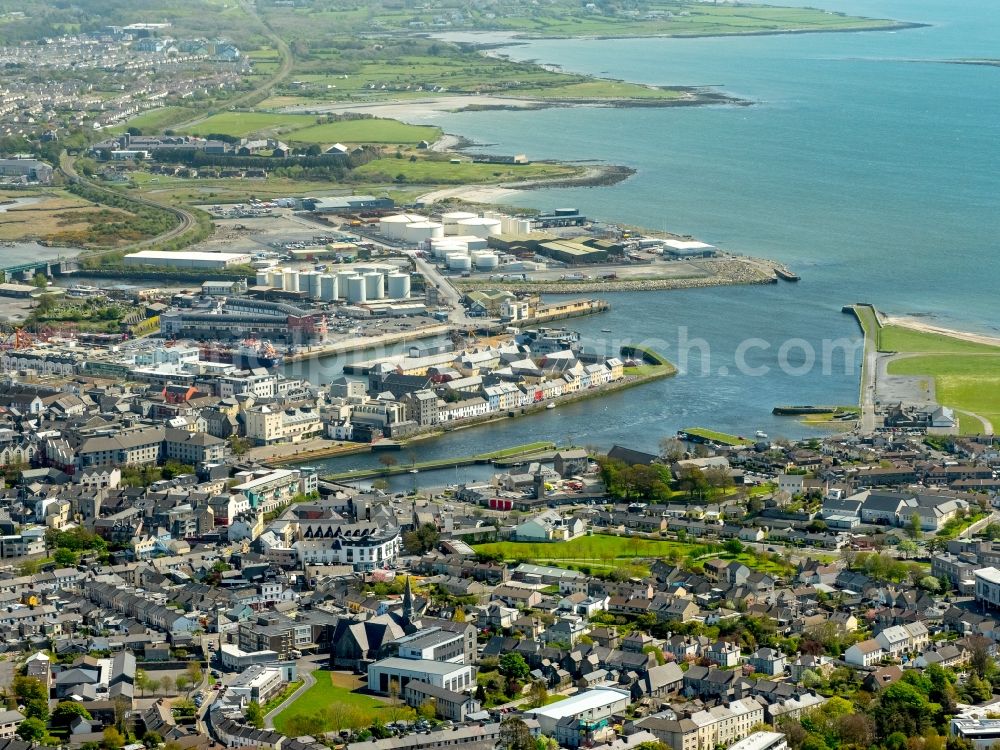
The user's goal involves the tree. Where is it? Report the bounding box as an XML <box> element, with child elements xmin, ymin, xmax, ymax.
<box><xmin>402</xmin><ymin>523</ymin><xmax>440</xmax><ymax>555</ymax></box>
<box><xmin>53</xmin><ymin>547</ymin><xmax>79</xmax><ymax>566</ymax></box>
<box><xmin>499</xmin><ymin>718</ymin><xmax>534</xmax><ymax>750</ymax></box>
<box><xmin>908</xmin><ymin>512</ymin><xmax>923</xmax><ymax>540</ymax></box>
<box><xmin>659</xmin><ymin>437</ymin><xmax>684</xmax><ymax>463</ymax></box>
<box><xmin>103</xmin><ymin>726</ymin><xmax>125</xmax><ymax>750</ymax></box>
<box><xmin>897</xmin><ymin>539</ymin><xmax>918</xmax><ymax>559</ymax></box>
<box><xmin>872</xmin><ymin>680</ymin><xmax>938</xmax><ymax>740</ymax></box>
<box><xmin>31</xmin><ymin>272</ymin><xmax>48</xmax><ymax>289</ymax></box>
<box><xmin>143</xmin><ymin>732</ymin><xmax>163</xmax><ymax>749</ymax></box>
<box><xmin>13</xmin><ymin>675</ymin><xmax>49</xmax><ymax>720</ymax></box>
<box><xmin>160</xmin><ymin>675</ymin><xmax>174</xmax><ymax>695</ymax></box>
<box><xmin>175</xmin><ymin>675</ymin><xmax>191</xmax><ymax>694</ymax></box>
<box><xmin>527</xmin><ymin>680</ymin><xmax>548</xmax><ymax>708</ymax></box>
<box><xmin>16</xmin><ymin>717</ymin><xmax>46</xmax><ymax>743</ymax></box>
<box><xmin>723</xmin><ymin>538</ymin><xmax>744</xmax><ymax>555</ymax></box>
<box><xmin>186</xmin><ymin>661</ymin><xmax>203</xmax><ymax>686</ymax></box>
<box><xmin>417</xmin><ymin>699</ymin><xmax>437</xmax><ymax>720</ymax></box>
<box><xmin>970</xmin><ymin>636</ymin><xmax>992</xmax><ymax>678</ymax></box>
<box><xmin>499</xmin><ymin>652</ymin><xmax>530</xmax><ymax>682</ymax></box>
<box><xmin>245</xmin><ymin>700</ymin><xmax>264</xmax><ymax>729</ymax></box>
<box><xmin>919</xmin><ymin>575</ymin><xmax>941</xmax><ymax>592</ymax></box>
<box><xmin>379</xmin><ymin>454</ymin><xmax>398</xmax><ymax>473</ymax></box>
<box><xmin>53</xmin><ymin>700</ymin><xmax>93</xmax><ymax>726</ymax></box>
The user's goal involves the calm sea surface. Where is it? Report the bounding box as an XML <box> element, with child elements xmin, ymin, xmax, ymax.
<box><xmin>308</xmin><ymin>0</ymin><xmax>1000</xmax><ymax>467</ymax></box>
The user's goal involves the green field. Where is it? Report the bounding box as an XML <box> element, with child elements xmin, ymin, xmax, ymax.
<box><xmin>118</xmin><ymin>106</ymin><xmax>196</xmax><ymax>133</ymax></box>
<box><xmin>878</xmin><ymin>324</ymin><xmax>999</xmax><ymax>354</ymax></box>
<box><xmin>273</xmin><ymin>671</ymin><xmax>414</xmax><ymax>736</ymax></box>
<box><xmin>353</xmin><ymin>157</ymin><xmax>579</xmax><ymax>185</ymax></box>
<box><xmin>887</xmin><ymin>353</ymin><xmax>1000</xmax><ymax>435</ymax></box>
<box><xmin>870</xmin><ymin>312</ymin><xmax>1000</xmax><ymax>435</ymax></box>
<box><xmin>183</xmin><ymin>112</ymin><xmax>440</xmax><ymax>144</ymax></box>
<box><xmin>473</xmin><ymin>534</ymin><xmax>794</xmax><ymax>577</ymax></box>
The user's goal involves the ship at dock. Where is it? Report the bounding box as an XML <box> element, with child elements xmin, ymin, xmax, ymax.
<box><xmin>200</xmin><ymin>338</ymin><xmax>283</xmax><ymax>369</ymax></box>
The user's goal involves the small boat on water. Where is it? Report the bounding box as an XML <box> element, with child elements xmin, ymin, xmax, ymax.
<box><xmin>546</xmin><ymin>402</ymin><xmax>556</xmax><ymax>410</ymax></box>
<box><xmin>755</xmin><ymin>430</ymin><xmax>768</xmax><ymax>439</ymax></box>
<box><xmin>409</xmin><ymin>469</ymin><xmax>418</xmax><ymax>474</ymax></box>
<box><xmin>601</xmin><ymin>328</ymin><xmax>612</xmax><ymax>333</ymax></box>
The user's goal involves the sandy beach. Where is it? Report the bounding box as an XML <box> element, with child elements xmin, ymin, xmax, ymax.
<box><xmin>275</xmin><ymin>95</ymin><xmax>556</xmax><ymax>120</ymax></box>
<box><xmin>883</xmin><ymin>314</ymin><xmax>1000</xmax><ymax>347</ymax></box>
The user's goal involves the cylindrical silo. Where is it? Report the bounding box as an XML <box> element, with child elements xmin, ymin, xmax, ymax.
<box><xmin>473</xmin><ymin>252</ymin><xmax>499</xmax><ymax>271</ymax></box>
<box><xmin>403</xmin><ymin>221</ymin><xmax>443</xmax><ymax>244</ymax></box>
<box><xmin>364</xmin><ymin>272</ymin><xmax>384</xmax><ymax>300</ymax></box>
<box><xmin>441</xmin><ymin>211</ymin><xmax>477</xmax><ymax>235</ymax></box>
<box><xmin>346</xmin><ymin>275</ymin><xmax>366</xmax><ymax>304</ymax></box>
<box><xmin>282</xmin><ymin>268</ymin><xmax>299</xmax><ymax>292</ymax></box>
<box><xmin>448</xmin><ymin>253</ymin><xmax>472</xmax><ymax>272</ymax></box>
<box><xmin>457</xmin><ymin>217</ymin><xmax>501</xmax><ymax>239</ymax></box>
<box><xmin>319</xmin><ymin>274</ymin><xmax>337</xmax><ymax>302</ymax></box>
<box><xmin>299</xmin><ymin>270</ymin><xmax>319</xmax><ymax>297</ymax></box>
<box><xmin>255</xmin><ymin>270</ymin><xmax>270</xmax><ymax>286</ymax></box>
<box><xmin>268</xmin><ymin>269</ymin><xmax>284</xmax><ymax>288</ymax></box>
<box><xmin>336</xmin><ymin>270</ymin><xmax>355</xmax><ymax>299</ymax></box>
<box><xmin>387</xmin><ymin>273</ymin><xmax>410</xmax><ymax>299</ymax></box>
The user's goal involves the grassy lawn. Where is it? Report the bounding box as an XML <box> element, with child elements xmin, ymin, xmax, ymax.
<box><xmin>681</xmin><ymin>427</ymin><xmax>754</xmax><ymax>446</ymax></box>
<box><xmin>878</xmin><ymin>325</ymin><xmax>1000</xmax><ymax>354</ymax></box>
<box><xmin>273</xmin><ymin>671</ymin><xmax>413</xmax><ymax>736</ymax></box>
<box><xmin>473</xmin><ymin>534</ymin><xmax>795</xmax><ymax>577</ymax></box>
<box><xmin>183</xmin><ymin>112</ymin><xmax>440</xmax><ymax>144</ymax></box>
<box><xmin>285</xmin><ymin>120</ymin><xmax>441</xmax><ymax>145</ymax></box>
<box><xmin>887</xmin><ymin>353</ymin><xmax>1000</xmax><ymax>434</ymax></box>
<box><xmin>353</xmin><ymin>157</ymin><xmax>578</xmax><ymax>185</ymax></box>
<box><xmin>115</xmin><ymin>106</ymin><xmax>197</xmax><ymax>134</ymax></box>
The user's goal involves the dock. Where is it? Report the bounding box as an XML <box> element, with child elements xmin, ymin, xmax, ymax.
<box><xmin>775</xmin><ymin>267</ymin><xmax>800</xmax><ymax>282</ymax></box>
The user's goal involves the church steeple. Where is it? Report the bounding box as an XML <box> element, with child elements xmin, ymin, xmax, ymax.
<box><xmin>402</xmin><ymin>575</ymin><xmax>414</xmax><ymax>621</ymax></box>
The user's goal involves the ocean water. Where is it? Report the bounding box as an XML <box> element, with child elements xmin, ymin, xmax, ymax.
<box><xmin>312</xmin><ymin>0</ymin><xmax>1000</xmax><ymax>466</ymax></box>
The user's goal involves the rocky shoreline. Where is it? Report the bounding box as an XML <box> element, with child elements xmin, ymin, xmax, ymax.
<box><xmin>453</xmin><ymin>258</ymin><xmax>783</xmax><ymax>294</ymax></box>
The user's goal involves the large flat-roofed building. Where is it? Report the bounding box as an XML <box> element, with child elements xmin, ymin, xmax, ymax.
<box><xmin>952</xmin><ymin>718</ymin><xmax>1000</xmax><ymax>750</ymax></box>
<box><xmin>124</xmin><ymin>250</ymin><xmax>252</xmax><ymax>269</ymax></box>
<box><xmin>306</xmin><ymin>195</ymin><xmax>395</xmax><ymax>213</ymax></box>
<box><xmin>524</xmin><ymin>687</ymin><xmax>631</xmax><ymax>746</ymax></box>
<box><xmin>367</xmin><ymin>657</ymin><xmax>474</xmax><ymax>696</ymax></box>
<box><xmin>726</xmin><ymin>732</ymin><xmax>788</xmax><ymax>750</ymax></box>
<box><xmin>661</xmin><ymin>240</ymin><xmax>718</xmax><ymax>258</ymax></box>
<box><xmin>975</xmin><ymin>567</ymin><xmax>1000</xmax><ymax>609</ymax></box>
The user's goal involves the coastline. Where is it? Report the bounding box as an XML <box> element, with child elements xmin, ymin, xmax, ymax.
<box><xmin>452</xmin><ymin>257</ymin><xmax>784</xmax><ymax>294</ymax></box>
<box><xmin>273</xmin><ymin>89</ymin><xmax>747</xmax><ymax>120</ymax></box>
<box><xmin>417</xmin><ymin>164</ymin><xmax>635</xmax><ymax>205</ymax></box>
<box><xmin>882</xmin><ymin>313</ymin><xmax>1000</xmax><ymax>348</ymax></box>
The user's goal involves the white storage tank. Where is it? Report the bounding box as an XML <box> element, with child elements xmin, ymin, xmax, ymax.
<box><xmin>473</xmin><ymin>251</ymin><xmax>499</xmax><ymax>271</ymax></box>
<box><xmin>379</xmin><ymin>213</ymin><xmax>425</xmax><ymax>239</ymax></box>
<box><xmin>255</xmin><ymin>270</ymin><xmax>270</xmax><ymax>286</ymax></box>
<box><xmin>447</xmin><ymin>253</ymin><xmax>472</xmax><ymax>272</ymax></box>
<box><xmin>403</xmin><ymin>221</ymin><xmax>444</xmax><ymax>244</ymax></box>
<box><xmin>441</xmin><ymin>211</ymin><xmax>478</xmax><ymax>235</ymax></box>
<box><xmin>364</xmin><ymin>272</ymin><xmax>385</xmax><ymax>300</ymax></box>
<box><xmin>345</xmin><ymin>275</ymin><xmax>366</xmax><ymax>303</ymax></box>
<box><xmin>299</xmin><ymin>270</ymin><xmax>319</xmax><ymax>297</ymax></box>
<box><xmin>457</xmin><ymin>217</ymin><xmax>502</xmax><ymax>238</ymax></box>
<box><xmin>432</xmin><ymin>242</ymin><xmax>466</xmax><ymax>259</ymax></box>
<box><xmin>336</xmin><ymin>270</ymin><xmax>356</xmax><ymax>297</ymax></box>
<box><xmin>448</xmin><ymin>234</ymin><xmax>489</xmax><ymax>251</ymax></box>
<box><xmin>282</xmin><ymin>268</ymin><xmax>299</xmax><ymax>292</ymax></box>
<box><xmin>268</xmin><ymin>269</ymin><xmax>284</xmax><ymax>288</ymax></box>
<box><xmin>319</xmin><ymin>274</ymin><xmax>337</xmax><ymax>302</ymax></box>
<box><xmin>387</xmin><ymin>273</ymin><xmax>411</xmax><ymax>299</ymax></box>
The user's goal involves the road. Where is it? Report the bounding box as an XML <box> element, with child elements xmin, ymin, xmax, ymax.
<box><xmin>263</xmin><ymin>656</ymin><xmax>324</xmax><ymax>729</ymax></box>
<box><xmin>171</xmin><ymin>0</ymin><xmax>293</xmax><ymax>132</ymax></box>
<box><xmin>57</xmin><ymin>151</ymin><xmax>198</xmax><ymax>258</ymax></box>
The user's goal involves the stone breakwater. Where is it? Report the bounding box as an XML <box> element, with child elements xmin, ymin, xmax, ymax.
<box><xmin>455</xmin><ymin>258</ymin><xmax>782</xmax><ymax>294</ymax></box>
